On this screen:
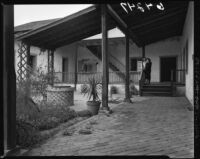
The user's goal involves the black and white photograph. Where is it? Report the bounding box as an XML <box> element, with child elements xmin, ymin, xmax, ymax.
<box><xmin>2</xmin><ymin>1</ymin><xmax>199</xmax><ymax>158</ymax></box>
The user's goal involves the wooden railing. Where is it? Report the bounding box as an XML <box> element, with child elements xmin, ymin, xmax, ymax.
<box><xmin>54</xmin><ymin>71</ymin><xmax>141</xmax><ymax>84</ymax></box>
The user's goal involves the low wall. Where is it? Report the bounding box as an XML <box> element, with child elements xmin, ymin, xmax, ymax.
<box><xmin>47</xmin><ymin>85</ymin><xmax>74</xmax><ymax>106</ymax></box>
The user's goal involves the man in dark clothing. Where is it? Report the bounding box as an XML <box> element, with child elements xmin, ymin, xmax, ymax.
<box><xmin>145</xmin><ymin>58</ymin><xmax>152</xmax><ymax>84</ymax></box>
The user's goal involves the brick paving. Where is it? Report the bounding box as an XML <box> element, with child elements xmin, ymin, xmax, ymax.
<box><xmin>25</xmin><ymin>96</ymin><xmax>194</xmax><ymax>157</ymax></box>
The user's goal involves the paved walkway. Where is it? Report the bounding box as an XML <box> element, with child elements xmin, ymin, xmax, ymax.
<box><xmin>25</xmin><ymin>96</ymin><xmax>194</xmax><ymax>157</ymax></box>
<box><xmin>70</xmin><ymin>91</ymin><xmax>125</xmax><ymax>112</ymax></box>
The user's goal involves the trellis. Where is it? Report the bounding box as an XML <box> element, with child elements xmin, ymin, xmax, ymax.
<box><xmin>17</xmin><ymin>41</ymin><xmax>30</xmax><ymax>83</ymax></box>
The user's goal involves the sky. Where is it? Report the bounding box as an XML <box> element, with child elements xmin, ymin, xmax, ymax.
<box><xmin>14</xmin><ymin>4</ymin><xmax>93</xmax><ymax>26</ymax></box>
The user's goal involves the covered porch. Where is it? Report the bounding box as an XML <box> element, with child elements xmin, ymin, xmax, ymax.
<box><xmin>3</xmin><ymin>2</ymin><xmax>193</xmax><ymax>154</ymax></box>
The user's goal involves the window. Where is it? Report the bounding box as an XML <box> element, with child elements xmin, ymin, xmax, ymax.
<box><xmin>30</xmin><ymin>55</ymin><xmax>37</xmax><ymax>71</ymax></box>
<box><xmin>78</xmin><ymin>59</ymin><xmax>97</xmax><ymax>73</ymax></box>
<box><xmin>130</xmin><ymin>58</ymin><xmax>142</xmax><ymax>71</ymax></box>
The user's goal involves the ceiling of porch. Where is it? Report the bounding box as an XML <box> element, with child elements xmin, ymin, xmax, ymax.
<box><xmin>15</xmin><ymin>2</ymin><xmax>189</xmax><ymax>50</ymax></box>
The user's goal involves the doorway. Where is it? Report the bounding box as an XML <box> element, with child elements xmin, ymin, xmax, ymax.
<box><xmin>160</xmin><ymin>56</ymin><xmax>177</xmax><ymax>82</ymax></box>
<box><xmin>62</xmin><ymin>58</ymin><xmax>68</xmax><ymax>82</ymax></box>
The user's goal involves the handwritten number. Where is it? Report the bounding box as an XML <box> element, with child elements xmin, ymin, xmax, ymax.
<box><xmin>120</xmin><ymin>3</ymin><xmax>128</xmax><ymax>13</ymax></box>
<box><xmin>137</xmin><ymin>3</ymin><xmax>145</xmax><ymax>12</ymax></box>
<box><xmin>157</xmin><ymin>2</ymin><xmax>165</xmax><ymax>10</ymax></box>
<box><xmin>127</xmin><ymin>3</ymin><xmax>136</xmax><ymax>11</ymax></box>
<box><xmin>145</xmin><ymin>3</ymin><xmax>153</xmax><ymax>10</ymax></box>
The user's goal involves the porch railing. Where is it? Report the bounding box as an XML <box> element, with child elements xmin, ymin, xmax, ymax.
<box><xmin>54</xmin><ymin>71</ymin><xmax>142</xmax><ymax>84</ymax></box>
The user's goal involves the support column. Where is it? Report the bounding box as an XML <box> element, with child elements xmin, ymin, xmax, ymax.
<box><xmin>124</xmin><ymin>30</ymin><xmax>131</xmax><ymax>103</ymax></box>
<box><xmin>74</xmin><ymin>44</ymin><xmax>78</xmax><ymax>90</ymax></box>
<box><xmin>48</xmin><ymin>49</ymin><xmax>54</xmax><ymax>85</ymax></box>
<box><xmin>101</xmin><ymin>5</ymin><xmax>109</xmax><ymax>110</ymax></box>
<box><xmin>3</xmin><ymin>5</ymin><xmax>16</xmax><ymax>151</ymax></box>
<box><xmin>142</xmin><ymin>45</ymin><xmax>145</xmax><ymax>71</ymax></box>
<box><xmin>142</xmin><ymin>45</ymin><xmax>145</xmax><ymax>58</ymax></box>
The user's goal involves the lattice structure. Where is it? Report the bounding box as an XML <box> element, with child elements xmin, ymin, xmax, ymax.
<box><xmin>16</xmin><ymin>42</ymin><xmax>30</xmax><ymax>83</ymax></box>
<box><xmin>47</xmin><ymin>86</ymin><xmax>74</xmax><ymax>106</ymax></box>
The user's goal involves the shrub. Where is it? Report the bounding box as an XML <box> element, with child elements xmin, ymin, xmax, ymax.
<box><xmin>76</xmin><ymin>110</ymin><xmax>92</xmax><ymax>117</ymax></box>
<box><xmin>130</xmin><ymin>84</ymin><xmax>139</xmax><ymax>95</ymax></box>
<box><xmin>31</xmin><ymin>116</ymin><xmax>60</xmax><ymax>131</ymax></box>
<box><xmin>29</xmin><ymin>105</ymin><xmax>77</xmax><ymax>131</ymax></box>
<box><xmin>16</xmin><ymin>118</ymin><xmax>41</xmax><ymax>147</ymax></box>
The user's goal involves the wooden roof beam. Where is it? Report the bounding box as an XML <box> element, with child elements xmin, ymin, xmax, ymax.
<box><xmin>106</xmin><ymin>4</ymin><xmax>141</xmax><ymax>46</ymax></box>
<box><xmin>137</xmin><ymin>18</ymin><xmax>182</xmax><ymax>35</ymax></box>
<box><xmin>16</xmin><ymin>5</ymin><xmax>97</xmax><ymax>41</ymax></box>
<box><xmin>130</xmin><ymin>8</ymin><xmax>187</xmax><ymax>30</ymax></box>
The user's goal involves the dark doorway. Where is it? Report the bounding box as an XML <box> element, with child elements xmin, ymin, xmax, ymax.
<box><xmin>30</xmin><ymin>55</ymin><xmax>37</xmax><ymax>71</ymax></box>
<box><xmin>62</xmin><ymin>58</ymin><xmax>68</xmax><ymax>82</ymax></box>
<box><xmin>160</xmin><ymin>57</ymin><xmax>177</xmax><ymax>82</ymax></box>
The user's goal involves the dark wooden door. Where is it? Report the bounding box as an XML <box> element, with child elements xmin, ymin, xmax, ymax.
<box><xmin>160</xmin><ymin>57</ymin><xmax>176</xmax><ymax>82</ymax></box>
<box><xmin>62</xmin><ymin>58</ymin><xmax>68</xmax><ymax>82</ymax></box>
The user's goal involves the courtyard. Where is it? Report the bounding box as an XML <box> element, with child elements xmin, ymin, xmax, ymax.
<box><xmin>23</xmin><ymin>94</ymin><xmax>193</xmax><ymax>157</ymax></box>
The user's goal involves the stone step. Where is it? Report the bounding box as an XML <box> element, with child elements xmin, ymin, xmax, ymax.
<box><xmin>142</xmin><ymin>91</ymin><xmax>172</xmax><ymax>97</ymax></box>
<box><xmin>141</xmin><ymin>88</ymin><xmax>171</xmax><ymax>92</ymax></box>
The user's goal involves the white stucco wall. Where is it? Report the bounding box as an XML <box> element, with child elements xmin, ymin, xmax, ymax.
<box><xmin>145</xmin><ymin>37</ymin><xmax>181</xmax><ymax>82</ymax></box>
<box><xmin>14</xmin><ymin>41</ymin><xmax>48</xmax><ymax>75</ymax></box>
<box><xmin>54</xmin><ymin>43</ymin><xmax>77</xmax><ymax>73</ymax></box>
<box><xmin>107</xmin><ymin>36</ymin><xmax>181</xmax><ymax>82</ymax></box>
<box><xmin>180</xmin><ymin>2</ymin><xmax>194</xmax><ymax>106</ymax></box>
<box><xmin>15</xmin><ymin>35</ymin><xmax>182</xmax><ymax>86</ymax></box>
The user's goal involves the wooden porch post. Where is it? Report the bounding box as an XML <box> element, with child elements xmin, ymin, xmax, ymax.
<box><xmin>124</xmin><ymin>30</ymin><xmax>131</xmax><ymax>103</ymax></box>
<box><xmin>25</xmin><ymin>44</ymin><xmax>31</xmax><ymax>106</ymax></box>
<box><xmin>74</xmin><ymin>44</ymin><xmax>78</xmax><ymax>90</ymax></box>
<box><xmin>142</xmin><ymin>45</ymin><xmax>145</xmax><ymax>71</ymax></box>
<box><xmin>3</xmin><ymin>5</ymin><xmax>16</xmax><ymax>151</ymax></box>
<box><xmin>142</xmin><ymin>45</ymin><xmax>145</xmax><ymax>58</ymax></box>
<box><xmin>48</xmin><ymin>49</ymin><xmax>54</xmax><ymax>85</ymax></box>
<box><xmin>51</xmin><ymin>50</ymin><xmax>54</xmax><ymax>85</ymax></box>
<box><xmin>101</xmin><ymin>4</ymin><xmax>109</xmax><ymax>110</ymax></box>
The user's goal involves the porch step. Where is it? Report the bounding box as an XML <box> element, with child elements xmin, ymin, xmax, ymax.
<box><xmin>142</xmin><ymin>91</ymin><xmax>172</xmax><ymax>96</ymax></box>
<box><xmin>141</xmin><ymin>83</ymin><xmax>172</xmax><ymax>97</ymax></box>
<box><xmin>141</xmin><ymin>88</ymin><xmax>171</xmax><ymax>92</ymax></box>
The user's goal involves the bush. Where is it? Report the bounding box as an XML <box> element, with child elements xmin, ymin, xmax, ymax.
<box><xmin>130</xmin><ymin>84</ymin><xmax>139</xmax><ymax>95</ymax></box>
<box><xmin>76</xmin><ymin>110</ymin><xmax>92</xmax><ymax>117</ymax></box>
<box><xmin>31</xmin><ymin>116</ymin><xmax>60</xmax><ymax>131</ymax></box>
<box><xmin>30</xmin><ymin>105</ymin><xmax>77</xmax><ymax>131</ymax></box>
<box><xmin>16</xmin><ymin>118</ymin><xmax>41</xmax><ymax>147</ymax></box>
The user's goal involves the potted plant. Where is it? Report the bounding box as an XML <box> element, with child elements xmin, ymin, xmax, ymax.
<box><xmin>81</xmin><ymin>77</ymin><xmax>102</xmax><ymax>115</ymax></box>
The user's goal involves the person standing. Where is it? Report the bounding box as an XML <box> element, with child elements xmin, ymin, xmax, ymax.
<box><xmin>145</xmin><ymin>58</ymin><xmax>152</xmax><ymax>84</ymax></box>
<box><xmin>142</xmin><ymin>58</ymin><xmax>147</xmax><ymax>83</ymax></box>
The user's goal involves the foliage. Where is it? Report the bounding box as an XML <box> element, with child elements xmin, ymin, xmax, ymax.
<box><xmin>30</xmin><ymin>66</ymin><xmax>58</xmax><ymax>101</ymax></box>
<box><xmin>130</xmin><ymin>84</ymin><xmax>139</xmax><ymax>95</ymax></box>
<box><xmin>16</xmin><ymin>83</ymin><xmax>41</xmax><ymax>121</ymax></box>
<box><xmin>16</xmin><ymin>118</ymin><xmax>41</xmax><ymax>147</ymax></box>
<box><xmin>76</xmin><ymin>110</ymin><xmax>92</xmax><ymax>117</ymax></box>
<box><xmin>28</xmin><ymin>104</ymin><xmax>77</xmax><ymax>131</ymax></box>
<box><xmin>16</xmin><ymin>93</ymin><xmax>77</xmax><ymax>147</ymax></box>
<box><xmin>81</xmin><ymin>77</ymin><xmax>102</xmax><ymax>101</ymax></box>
